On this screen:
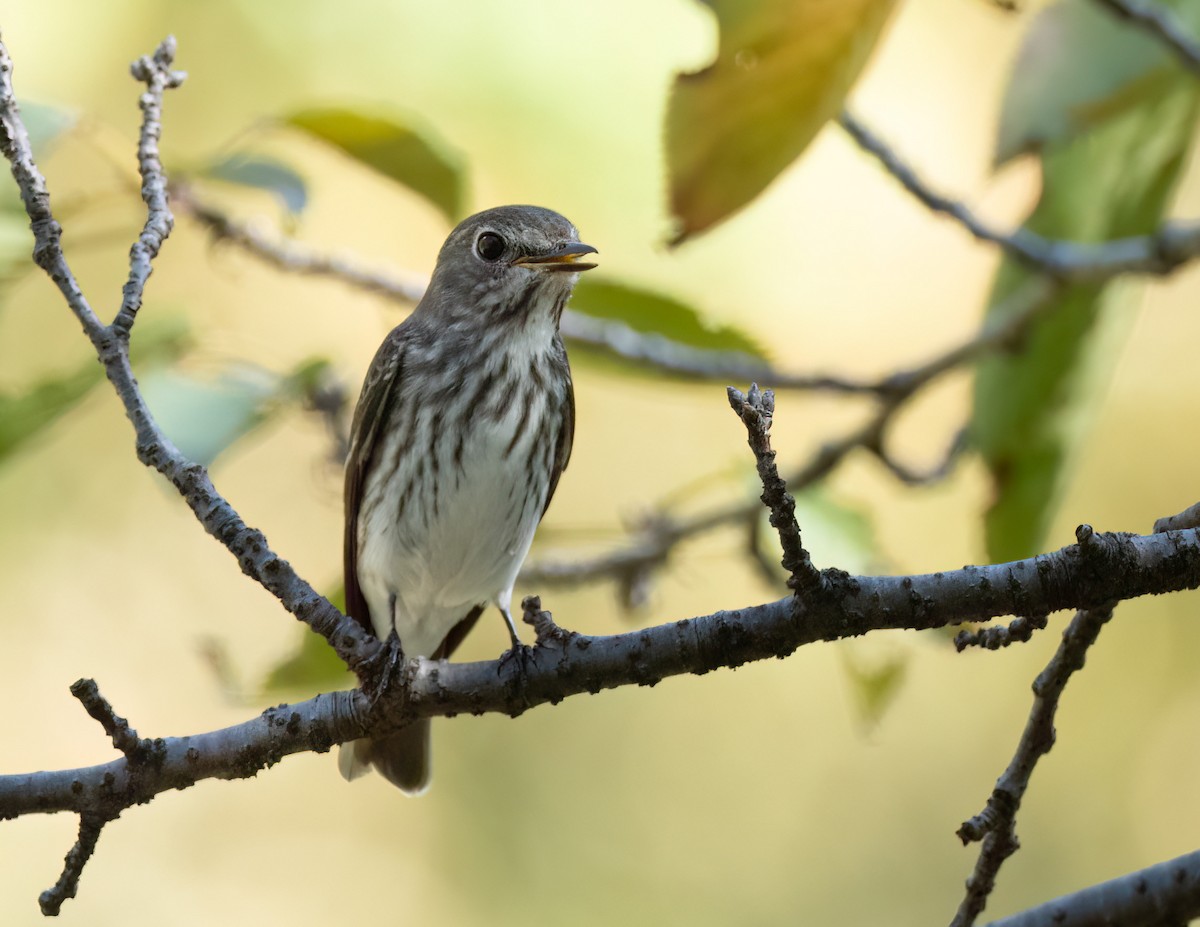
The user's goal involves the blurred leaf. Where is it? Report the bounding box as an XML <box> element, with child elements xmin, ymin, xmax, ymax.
<box><xmin>18</xmin><ymin>100</ymin><xmax>76</xmax><ymax>157</ymax></box>
<box><xmin>0</xmin><ymin>101</ymin><xmax>76</xmax><ymax>217</ymax></box>
<box><xmin>0</xmin><ymin>216</ymin><xmax>31</xmax><ymax>288</ymax></box>
<box><xmin>755</xmin><ymin>487</ymin><xmax>878</xmax><ymax>581</ymax></box>
<box><xmin>283</xmin><ymin>107</ymin><xmax>465</xmax><ymax>222</ymax></box>
<box><xmin>201</xmin><ymin>154</ymin><xmax>308</xmax><ymax>215</ymax></box>
<box><xmin>666</xmin><ymin>0</ymin><xmax>898</xmax><ymax>243</ymax></box>
<box><xmin>996</xmin><ymin>0</ymin><xmax>1200</xmax><ymax>165</ymax></box>
<box><xmin>141</xmin><ymin>356</ymin><xmax>334</xmax><ymax>468</ymax></box>
<box><xmin>262</xmin><ymin>586</ymin><xmax>354</xmax><ymax>694</ymax></box>
<box><xmin>0</xmin><ymin>318</ymin><xmax>188</xmax><ymax>463</ymax></box>
<box><xmin>973</xmin><ymin>74</ymin><xmax>1200</xmax><ymax>561</ymax></box>
<box><xmin>840</xmin><ymin>647</ymin><xmax>907</xmax><ymax>729</ymax></box>
<box><xmin>569</xmin><ymin>277</ymin><xmax>767</xmax><ymax>360</ymax></box>
<box><xmin>140</xmin><ymin>367</ymin><xmax>275</xmax><ymax>467</ymax></box>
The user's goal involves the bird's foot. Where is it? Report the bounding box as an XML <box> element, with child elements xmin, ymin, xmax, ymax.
<box><xmin>497</xmin><ymin>639</ymin><xmax>535</xmax><ymax>680</ymax></box>
<box><xmin>362</xmin><ymin>628</ymin><xmax>406</xmax><ymax>707</ymax></box>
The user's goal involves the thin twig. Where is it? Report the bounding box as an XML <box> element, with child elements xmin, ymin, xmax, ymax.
<box><xmin>112</xmin><ymin>38</ymin><xmax>185</xmax><ymax>337</ymax></box>
<box><xmin>727</xmin><ymin>383</ymin><xmax>822</xmax><ymax>593</ymax></box>
<box><xmin>524</xmin><ymin>278</ymin><xmax>1059</xmax><ymax>588</ymax></box>
<box><xmin>839</xmin><ymin>110</ymin><xmax>1200</xmax><ymax>282</ymax></box>
<box><xmin>952</xmin><ymin>533</ymin><xmax>1117</xmax><ymax>927</ymax></box>
<box><xmin>70</xmin><ymin>678</ymin><xmax>144</xmax><ymax>761</ymax></box>
<box><xmin>38</xmin><ymin>812</ymin><xmax>108</xmax><ymax>916</ymax></box>
<box><xmin>955</xmin><ymin>614</ymin><xmax>1049</xmax><ymax>651</ymax></box>
<box><xmin>1092</xmin><ymin>0</ymin><xmax>1200</xmax><ymax>76</ymax></box>
<box><xmin>173</xmin><ymin>185</ymin><xmax>886</xmax><ymax>395</ymax></box>
<box><xmin>1154</xmin><ymin>499</ymin><xmax>1200</xmax><ymax>534</ymax></box>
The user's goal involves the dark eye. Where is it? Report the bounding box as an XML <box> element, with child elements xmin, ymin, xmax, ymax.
<box><xmin>475</xmin><ymin>231</ymin><xmax>505</xmax><ymax>262</ymax></box>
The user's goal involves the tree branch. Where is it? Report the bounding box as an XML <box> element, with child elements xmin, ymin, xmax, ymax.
<box><xmin>1091</xmin><ymin>0</ymin><xmax>1200</xmax><ymax>76</ymax></box>
<box><xmin>839</xmin><ymin>110</ymin><xmax>1200</xmax><ymax>282</ymax></box>
<box><xmin>4</xmin><ymin>526</ymin><xmax>1199</xmax><ymax>819</ymax></box>
<box><xmin>0</xmin><ymin>33</ymin><xmax>379</xmax><ymax>674</ymax></box>
<box><xmin>172</xmin><ymin>183</ymin><xmax>887</xmax><ymax>396</ymax></box>
<box><xmin>983</xmin><ymin>847</ymin><xmax>1200</xmax><ymax>927</ymax></box>
<box><xmin>952</xmin><ymin>528</ymin><xmax>1119</xmax><ymax>926</ymax></box>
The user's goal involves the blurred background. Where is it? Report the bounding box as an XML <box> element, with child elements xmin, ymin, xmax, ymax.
<box><xmin>3</xmin><ymin>0</ymin><xmax>1200</xmax><ymax>924</ymax></box>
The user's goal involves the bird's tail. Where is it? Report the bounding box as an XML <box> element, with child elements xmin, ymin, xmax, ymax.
<box><xmin>337</xmin><ymin>720</ymin><xmax>432</xmax><ymax>796</ymax></box>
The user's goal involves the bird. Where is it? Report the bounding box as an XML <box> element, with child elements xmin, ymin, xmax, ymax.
<box><xmin>338</xmin><ymin>205</ymin><xmax>596</xmax><ymax>793</ymax></box>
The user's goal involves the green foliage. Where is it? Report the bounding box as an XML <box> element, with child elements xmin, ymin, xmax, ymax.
<box><xmin>201</xmin><ymin>154</ymin><xmax>308</xmax><ymax>215</ymax></box>
<box><xmin>840</xmin><ymin>646</ymin><xmax>907</xmax><ymax>729</ymax></box>
<box><xmin>973</xmin><ymin>0</ymin><xmax>1200</xmax><ymax>562</ymax></box>
<box><xmin>666</xmin><ymin>0</ymin><xmax>898</xmax><ymax>242</ymax></box>
<box><xmin>262</xmin><ymin>585</ymin><xmax>354</xmax><ymax>694</ymax></box>
<box><xmin>283</xmin><ymin>107</ymin><xmax>465</xmax><ymax>223</ymax></box>
<box><xmin>0</xmin><ymin>319</ymin><xmax>188</xmax><ymax>465</ymax></box>
<box><xmin>139</xmin><ymin>357</ymin><xmax>333</xmax><ymax>468</ymax></box>
<box><xmin>569</xmin><ymin>277</ymin><xmax>767</xmax><ymax>362</ymax></box>
<box><xmin>995</xmin><ymin>0</ymin><xmax>1200</xmax><ymax>164</ymax></box>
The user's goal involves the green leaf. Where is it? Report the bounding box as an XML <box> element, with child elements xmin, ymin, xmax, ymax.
<box><xmin>140</xmin><ymin>356</ymin><xmax>334</xmax><ymax>468</ymax></box>
<box><xmin>140</xmin><ymin>367</ymin><xmax>276</xmax><ymax>467</ymax></box>
<box><xmin>262</xmin><ymin>588</ymin><xmax>354</xmax><ymax>695</ymax></box>
<box><xmin>840</xmin><ymin>647</ymin><xmax>907</xmax><ymax>729</ymax></box>
<box><xmin>666</xmin><ymin>0</ymin><xmax>898</xmax><ymax>243</ymax></box>
<box><xmin>283</xmin><ymin>107</ymin><xmax>465</xmax><ymax>222</ymax></box>
<box><xmin>996</xmin><ymin>0</ymin><xmax>1200</xmax><ymax>165</ymax></box>
<box><xmin>20</xmin><ymin>101</ymin><xmax>76</xmax><ymax>156</ymax></box>
<box><xmin>755</xmin><ymin>487</ymin><xmax>878</xmax><ymax>579</ymax></box>
<box><xmin>0</xmin><ymin>318</ymin><xmax>188</xmax><ymax>463</ymax></box>
<box><xmin>973</xmin><ymin>65</ymin><xmax>1200</xmax><ymax>561</ymax></box>
<box><xmin>202</xmin><ymin>154</ymin><xmax>308</xmax><ymax>215</ymax></box>
<box><xmin>568</xmin><ymin>277</ymin><xmax>767</xmax><ymax>361</ymax></box>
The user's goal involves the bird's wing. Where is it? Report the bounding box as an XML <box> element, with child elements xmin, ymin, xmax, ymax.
<box><xmin>541</xmin><ymin>351</ymin><xmax>575</xmax><ymax>518</ymax></box>
<box><xmin>344</xmin><ymin>328</ymin><xmax>406</xmax><ymax>638</ymax></box>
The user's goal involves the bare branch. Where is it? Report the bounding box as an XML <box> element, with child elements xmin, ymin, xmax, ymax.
<box><xmin>38</xmin><ymin>813</ymin><xmax>107</xmax><ymax>917</ymax></box>
<box><xmin>983</xmin><ymin>847</ymin><xmax>1200</xmax><ymax>927</ymax></box>
<box><xmin>955</xmin><ymin>614</ymin><xmax>1048</xmax><ymax>651</ymax></box>
<box><xmin>952</xmin><ymin>528</ymin><xmax>1118</xmax><ymax>926</ymax></box>
<box><xmin>525</xmin><ymin>278</ymin><xmax>1060</xmax><ymax>588</ymax></box>
<box><xmin>70</xmin><ymin>678</ymin><xmax>144</xmax><ymax>761</ymax></box>
<box><xmin>172</xmin><ymin>185</ymin><xmax>885</xmax><ymax>395</ymax></box>
<box><xmin>1092</xmin><ymin>0</ymin><xmax>1200</xmax><ymax>76</ymax></box>
<box><xmin>1154</xmin><ymin>499</ymin><xmax>1200</xmax><ymax>534</ymax></box>
<box><xmin>727</xmin><ymin>384</ymin><xmax>822</xmax><ymax>593</ymax></box>
<box><xmin>839</xmin><ymin>110</ymin><xmax>1200</xmax><ymax>282</ymax></box>
<box><xmin>0</xmin><ymin>33</ymin><xmax>379</xmax><ymax>678</ymax></box>
<box><xmin>4</xmin><ymin>526</ymin><xmax>1199</xmax><ymax>824</ymax></box>
<box><xmin>112</xmin><ymin>37</ymin><xmax>186</xmax><ymax>338</ymax></box>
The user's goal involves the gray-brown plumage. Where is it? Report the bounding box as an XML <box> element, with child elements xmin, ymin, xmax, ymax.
<box><xmin>339</xmin><ymin>205</ymin><xmax>595</xmax><ymax>793</ymax></box>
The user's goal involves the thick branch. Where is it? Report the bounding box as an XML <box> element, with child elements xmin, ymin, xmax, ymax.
<box><xmin>983</xmin><ymin>847</ymin><xmax>1200</xmax><ymax>927</ymax></box>
<box><xmin>3</xmin><ymin>526</ymin><xmax>1199</xmax><ymax>821</ymax></box>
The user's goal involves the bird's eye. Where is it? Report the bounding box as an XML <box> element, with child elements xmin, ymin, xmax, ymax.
<box><xmin>475</xmin><ymin>231</ymin><xmax>505</xmax><ymax>262</ymax></box>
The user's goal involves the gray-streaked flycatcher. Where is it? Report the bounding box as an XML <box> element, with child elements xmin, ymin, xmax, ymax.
<box><xmin>338</xmin><ymin>205</ymin><xmax>596</xmax><ymax>793</ymax></box>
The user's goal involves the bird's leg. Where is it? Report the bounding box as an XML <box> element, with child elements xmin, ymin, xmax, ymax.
<box><xmin>497</xmin><ymin>604</ymin><xmax>533</xmax><ymax>678</ymax></box>
<box><xmin>359</xmin><ymin>597</ymin><xmax>406</xmax><ymax>706</ymax></box>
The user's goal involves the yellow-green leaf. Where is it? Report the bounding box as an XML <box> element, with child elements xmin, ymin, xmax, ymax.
<box><xmin>667</xmin><ymin>0</ymin><xmax>898</xmax><ymax>243</ymax></box>
<box><xmin>284</xmin><ymin>107</ymin><xmax>465</xmax><ymax>222</ymax></box>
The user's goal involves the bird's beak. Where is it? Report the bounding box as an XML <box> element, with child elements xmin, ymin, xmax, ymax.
<box><xmin>512</xmin><ymin>242</ymin><xmax>598</xmax><ymax>272</ymax></box>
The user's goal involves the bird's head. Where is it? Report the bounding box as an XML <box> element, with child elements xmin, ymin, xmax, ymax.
<box><xmin>420</xmin><ymin>205</ymin><xmax>597</xmax><ymax>328</ymax></box>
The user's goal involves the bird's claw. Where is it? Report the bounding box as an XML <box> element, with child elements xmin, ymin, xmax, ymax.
<box><xmin>497</xmin><ymin>641</ymin><xmax>535</xmax><ymax>680</ymax></box>
<box><xmin>363</xmin><ymin>629</ymin><xmax>405</xmax><ymax>706</ymax></box>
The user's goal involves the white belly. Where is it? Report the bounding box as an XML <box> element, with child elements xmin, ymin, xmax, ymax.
<box><xmin>355</xmin><ymin>387</ymin><xmax>553</xmax><ymax>656</ymax></box>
